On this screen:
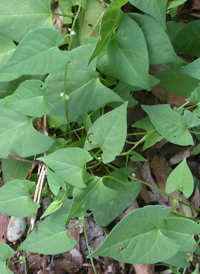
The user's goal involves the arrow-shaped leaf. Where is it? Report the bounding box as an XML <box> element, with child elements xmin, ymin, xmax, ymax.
<box><xmin>0</xmin><ymin>28</ymin><xmax>70</xmax><ymax>75</ymax></box>
<box><xmin>0</xmin><ymin>242</ymin><xmax>15</xmax><ymax>274</ymax></box>
<box><xmin>18</xmin><ymin>214</ymin><xmax>76</xmax><ymax>254</ymax></box>
<box><xmin>0</xmin><ymin>179</ymin><xmax>39</xmax><ymax>218</ymax></box>
<box><xmin>38</xmin><ymin>148</ymin><xmax>93</xmax><ymax>188</ymax></box>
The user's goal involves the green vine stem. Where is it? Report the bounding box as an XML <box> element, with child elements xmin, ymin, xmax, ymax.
<box><xmin>82</xmin><ymin>213</ymin><xmax>98</xmax><ymax>274</ymax></box>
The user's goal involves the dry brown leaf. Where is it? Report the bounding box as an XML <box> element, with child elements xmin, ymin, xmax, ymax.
<box><xmin>151</xmin><ymin>155</ymin><xmax>171</xmax><ymax>204</ymax></box>
<box><xmin>191</xmin><ymin>0</ymin><xmax>200</xmax><ymax>11</ymax></box>
<box><xmin>169</xmin><ymin>147</ymin><xmax>191</xmax><ymax>166</ymax></box>
<box><xmin>133</xmin><ymin>264</ymin><xmax>155</xmax><ymax>274</ymax></box>
<box><xmin>0</xmin><ymin>212</ymin><xmax>9</xmax><ymax>243</ymax></box>
<box><xmin>190</xmin><ymin>184</ymin><xmax>200</xmax><ymax>209</ymax></box>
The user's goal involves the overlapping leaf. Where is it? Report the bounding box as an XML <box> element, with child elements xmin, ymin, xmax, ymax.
<box><xmin>1</xmin><ymin>158</ymin><xmax>31</xmax><ymax>183</ymax></box>
<box><xmin>129</xmin><ymin>0</ymin><xmax>168</xmax><ymax>29</ymax></box>
<box><xmin>47</xmin><ymin>167</ymin><xmax>66</xmax><ymax>196</ymax></box>
<box><xmin>128</xmin><ymin>14</ymin><xmax>182</xmax><ymax>65</ymax></box>
<box><xmin>156</xmin><ymin>63</ymin><xmax>199</xmax><ymax>96</ymax></box>
<box><xmin>89</xmin><ymin>206</ymin><xmax>200</xmax><ymax>264</ymax></box>
<box><xmin>0</xmin><ymin>28</ymin><xmax>70</xmax><ymax>75</ymax></box>
<box><xmin>18</xmin><ymin>214</ymin><xmax>76</xmax><ymax>254</ymax></box>
<box><xmin>186</xmin><ymin>86</ymin><xmax>200</xmax><ymax>116</ymax></box>
<box><xmin>89</xmin><ymin>0</ymin><xmax>128</xmax><ymax>62</ymax></box>
<box><xmin>0</xmin><ymin>179</ymin><xmax>39</xmax><ymax>218</ymax></box>
<box><xmin>166</xmin><ymin>158</ymin><xmax>194</xmax><ymax>198</ymax></box>
<box><xmin>173</xmin><ymin>21</ymin><xmax>200</xmax><ymax>57</ymax></box>
<box><xmin>142</xmin><ymin>104</ymin><xmax>200</xmax><ymax>145</ymax></box>
<box><xmin>84</xmin><ymin>102</ymin><xmax>127</xmax><ymax>163</ymax></box>
<box><xmin>43</xmin><ymin>44</ymin><xmax>122</xmax><ymax>118</ymax></box>
<box><xmin>38</xmin><ymin>148</ymin><xmax>93</xmax><ymax>188</ymax></box>
<box><xmin>93</xmin><ymin>168</ymin><xmax>141</xmax><ymax>226</ymax></box>
<box><xmin>98</xmin><ymin>14</ymin><xmax>151</xmax><ymax>90</ymax></box>
<box><xmin>182</xmin><ymin>58</ymin><xmax>200</xmax><ymax>80</ymax></box>
<box><xmin>0</xmin><ymin>0</ymin><xmax>55</xmax><ymax>42</ymax></box>
<box><xmin>4</xmin><ymin>80</ymin><xmax>52</xmax><ymax>117</ymax></box>
<box><xmin>0</xmin><ymin>33</ymin><xmax>20</xmax><ymax>82</ymax></box>
<box><xmin>0</xmin><ymin>106</ymin><xmax>55</xmax><ymax>158</ymax></box>
<box><xmin>68</xmin><ymin>177</ymin><xmax>120</xmax><ymax>220</ymax></box>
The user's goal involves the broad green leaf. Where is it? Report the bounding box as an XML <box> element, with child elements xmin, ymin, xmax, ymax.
<box><xmin>98</xmin><ymin>14</ymin><xmax>151</xmax><ymax>90</ymax></box>
<box><xmin>2</xmin><ymin>158</ymin><xmax>31</xmax><ymax>183</ymax></box>
<box><xmin>191</xmin><ymin>264</ymin><xmax>199</xmax><ymax>274</ymax></box>
<box><xmin>79</xmin><ymin>0</ymin><xmax>105</xmax><ymax>43</ymax></box>
<box><xmin>40</xmin><ymin>200</ymin><xmax>63</xmax><ymax>219</ymax></box>
<box><xmin>128</xmin><ymin>14</ymin><xmax>182</xmax><ymax>65</ymax></box>
<box><xmin>4</xmin><ymin>80</ymin><xmax>52</xmax><ymax>117</ymax></box>
<box><xmin>0</xmin><ymin>106</ymin><xmax>55</xmax><ymax>158</ymax></box>
<box><xmin>181</xmin><ymin>58</ymin><xmax>200</xmax><ymax>80</ymax></box>
<box><xmin>166</xmin><ymin>21</ymin><xmax>183</xmax><ymax>43</ymax></box>
<box><xmin>164</xmin><ymin>252</ymin><xmax>189</xmax><ymax>268</ymax></box>
<box><xmin>43</xmin><ymin>44</ymin><xmax>122</xmax><ymax>118</ymax></box>
<box><xmin>142</xmin><ymin>105</ymin><xmax>200</xmax><ymax>146</ymax></box>
<box><xmin>89</xmin><ymin>0</ymin><xmax>128</xmax><ymax>62</ymax></box>
<box><xmin>0</xmin><ymin>33</ymin><xmax>21</xmax><ymax>82</ymax></box>
<box><xmin>93</xmin><ymin>168</ymin><xmax>141</xmax><ymax>226</ymax></box>
<box><xmin>0</xmin><ymin>179</ymin><xmax>39</xmax><ymax>218</ymax></box>
<box><xmin>88</xmin><ymin>206</ymin><xmax>181</xmax><ymax>263</ymax></box>
<box><xmin>0</xmin><ymin>28</ymin><xmax>70</xmax><ymax>75</ymax></box>
<box><xmin>166</xmin><ymin>158</ymin><xmax>194</xmax><ymax>198</ymax></box>
<box><xmin>129</xmin><ymin>0</ymin><xmax>168</xmax><ymax>29</ymax></box>
<box><xmin>84</xmin><ymin>102</ymin><xmax>127</xmax><ymax>163</ymax></box>
<box><xmin>130</xmin><ymin>152</ymin><xmax>146</xmax><ymax>162</ymax></box>
<box><xmin>38</xmin><ymin>148</ymin><xmax>93</xmax><ymax>188</ymax></box>
<box><xmin>68</xmin><ymin>177</ymin><xmax>120</xmax><ymax>220</ymax></box>
<box><xmin>18</xmin><ymin>214</ymin><xmax>76</xmax><ymax>254</ymax></box>
<box><xmin>0</xmin><ymin>242</ymin><xmax>15</xmax><ymax>274</ymax></box>
<box><xmin>156</xmin><ymin>63</ymin><xmax>200</xmax><ymax>96</ymax></box>
<box><xmin>47</xmin><ymin>167</ymin><xmax>66</xmax><ymax>196</ymax></box>
<box><xmin>173</xmin><ymin>21</ymin><xmax>200</xmax><ymax>57</ymax></box>
<box><xmin>0</xmin><ymin>0</ymin><xmax>55</xmax><ymax>43</ymax></box>
<box><xmin>0</xmin><ymin>75</ymin><xmax>45</xmax><ymax>99</ymax></box>
<box><xmin>132</xmin><ymin>117</ymin><xmax>163</xmax><ymax>150</ymax></box>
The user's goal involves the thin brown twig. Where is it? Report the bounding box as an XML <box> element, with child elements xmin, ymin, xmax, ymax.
<box><xmin>7</xmin><ymin>153</ymin><xmax>44</xmax><ymax>165</ymax></box>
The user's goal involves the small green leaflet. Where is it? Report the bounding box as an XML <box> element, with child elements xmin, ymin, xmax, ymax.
<box><xmin>98</xmin><ymin>14</ymin><xmax>151</xmax><ymax>90</ymax></box>
<box><xmin>0</xmin><ymin>242</ymin><xmax>15</xmax><ymax>274</ymax></box>
<box><xmin>129</xmin><ymin>0</ymin><xmax>168</xmax><ymax>29</ymax></box>
<box><xmin>166</xmin><ymin>158</ymin><xmax>194</xmax><ymax>198</ymax></box>
<box><xmin>130</xmin><ymin>152</ymin><xmax>146</xmax><ymax>162</ymax></box>
<box><xmin>173</xmin><ymin>20</ymin><xmax>200</xmax><ymax>57</ymax></box>
<box><xmin>40</xmin><ymin>200</ymin><xmax>63</xmax><ymax>219</ymax></box>
<box><xmin>128</xmin><ymin>14</ymin><xmax>182</xmax><ymax>65</ymax></box>
<box><xmin>38</xmin><ymin>147</ymin><xmax>93</xmax><ymax>188</ymax></box>
<box><xmin>0</xmin><ymin>28</ymin><xmax>70</xmax><ymax>75</ymax></box>
<box><xmin>0</xmin><ymin>179</ymin><xmax>39</xmax><ymax>218</ymax></box>
<box><xmin>18</xmin><ymin>214</ymin><xmax>76</xmax><ymax>255</ymax></box>
<box><xmin>167</xmin><ymin>0</ymin><xmax>187</xmax><ymax>9</ymax></box>
<box><xmin>0</xmin><ymin>33</ymin><xmax>21</xmax><ymax>82</ymax></box>
<box><xmin>93</xmin><ymin>168</ymin><xmax>141</xmax><ymax>226</ymax></box>
<box><xmin>47</xmin><ymin>167</ymin><xmax>66</xmax><ymax>196</ymax></box>
<box><xmin>186</xmin><ymin>86</ymin><xmax>200</xmax><ymax>116</ymax></box>
<box><xmin>4</xmin><ymin>80</ymin><xmax>52</xmax><ymax>117</ymax></box>
<box><xmin>84</xmin><ymin>102</ymin><xmax>127</xmax><ymax>163</ymax></box>
<box><xmin>0</xmin><ymin>106</ymin><xmax>55</xmax><ymax>158</ymax></box>
<box><xmin>142</xmin><ymin>104</ymin><xmax>200</xmax><ymax>146</ymax></box>
<box><xmin>89</xmin><ymin>206</ymin><xmax>200</xmax><ymax>264</ymax></box>
<box><xmin>67</xmin><ymin>177</ymin><xmax>120</xmax><ymax>221</ymax></box>
<box><xmin>132</xmin><ymin>117</ymin><xmax>163</xmax><ymax>150</ymax></box>
<box><xmin>0</xmin><ymin>0</ymin><xmax>55</xmax><ymax>43</ymax></box>
<box><xmin>89</xmin><ymin>0</ymin><xmax>128</xmax><ymax>62</ymax></box>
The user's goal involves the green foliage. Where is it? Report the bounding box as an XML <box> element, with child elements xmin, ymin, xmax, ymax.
<box><xmin>0</xmin><ymin>0</ymin><xmax>200</xmax><ymax>272</ymax></box>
